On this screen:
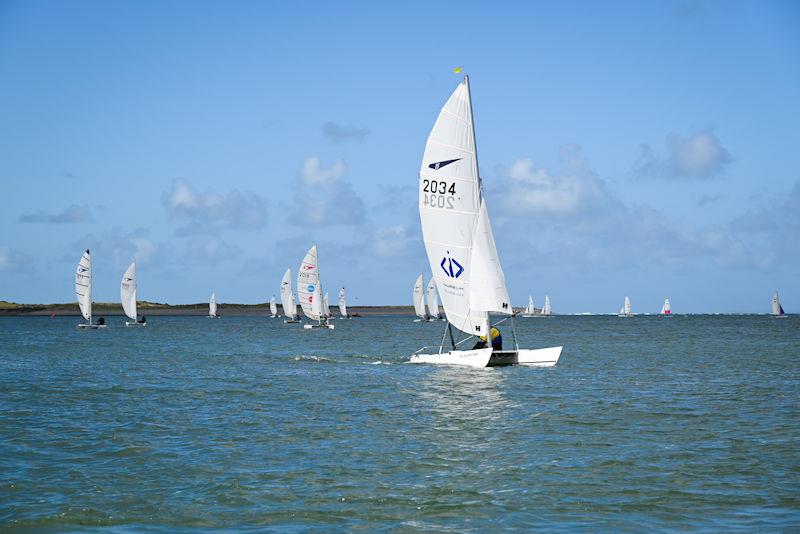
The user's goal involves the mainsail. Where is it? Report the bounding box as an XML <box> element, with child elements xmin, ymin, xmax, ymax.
<box><xmin>418</xmin><ymin>76</ymin><xmax>510</xmax><ymax>337</ymax></box>
<box><xmin>209</xmin><ymin>292</ymin><xmax>217</xmax><ymax>317</ymax></box>
<box><xmin>298</xmin><ymin>245</ymin><xmax>321</xmax><ymax>321</ymax></box>
<box><xmin>525</xmin><ymin>295</ymin><xmax>535</xmax><ymax>315</ymax></box>
<box><xmin>120</xmin><ymin>261</ymin><xmax>137</xmax><ymax>321</ymax></box>
<box><xmin>426</xmin><ymin>277</ymin><xmax>439</xmax><ymax>319</ymax></box>
<box><xmin>623</xmin><ymin>296</ymin><xmax>632</xmax><ymax>316</ymax></box>
<box><xmin>413</xmin><ymin>274</ymin><xmax>428</xmax><ymax>319</ymax></box>
<box><xmin>269</xmin><ymin>295</ymin><xmax>277</xmax><ymax>317</ymax></box>
<box><xmin>323</xmin><ymin>292</ymin><xmax>331</xmax><ymax>318</ymax></box>
<box><xmin>339</xmin><ymin>287</ymin><xmax>347</xmax><ymax>317</ymax></box>
<box><xmin>75</xmin><ymin>249</ymin><xmax>92</xmax><ymax>322</ymax></box>
<box><xmin>772</xmin><ymin>292</ymin><xmax>785</xmax><ymax>316</ymax></box>
<box><xmin>661</xmin><ymin>298</ymin><xmax>671</xmax><ymax>315</ymax></box>
<box><xmin>543</xmin><ymin>295</ymin><xmax>551</xmax><ymax>316</ymax></box>
<box><xmin>280</xmin><ymin>268</ymin><xmax>297</xmax><ymax>319</ymax></box>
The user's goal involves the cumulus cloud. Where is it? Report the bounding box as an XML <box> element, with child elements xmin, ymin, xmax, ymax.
<box><xmin>69</xmin><ymin>228</ymin><xmax>161</xmax><ymax>269</ymax></box>
<box><xmin>162</xmin><ymin>178</ymin><xmax>267</xmax><ymax>230</ymax></box>
<box><xmin>634</xmin><ymin>130</ymin><xmax>732</xmax><ymax>179</ymax></box>
<box><xmin>322</xmin><ymin>122</ymin><xmax>370</xmax><ymax>144</ymax></box>
<box><xmin>371</xmin><ymin>224</ymin><xmax>423</xmax><ymax>259</ymax></box>
<box><xmin>291</xmin><ymin>157</ymin><xmax>365</xmax><ymax>226</ymax></box>
<box><xmin>18</xmin><ymin>204</ymin><xmax>92</xmax><ymax>224</ymax></box>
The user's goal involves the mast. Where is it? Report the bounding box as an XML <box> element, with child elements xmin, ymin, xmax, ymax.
<box><xmin>464</xmin><ymin>75</ymin><xmax>482</xmax><ymax>196</ymax></box>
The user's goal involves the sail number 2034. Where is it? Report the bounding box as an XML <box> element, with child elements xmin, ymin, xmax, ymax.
<box><xmin>422</xmin><ymin>179</ymin><xmax>455</xmax><ymax>209</ymax></box>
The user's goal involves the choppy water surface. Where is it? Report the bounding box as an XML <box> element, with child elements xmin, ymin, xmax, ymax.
<box><xmin>1</xmin><ymin>315</ymin><xmax>798</xmax><ymax>531</ymax></box>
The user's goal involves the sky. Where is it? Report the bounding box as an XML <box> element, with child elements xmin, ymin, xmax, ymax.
<box><xmin>1</xmin><ymin>0</ymin><xmax>798</xmax><ymax>313</ymax></box>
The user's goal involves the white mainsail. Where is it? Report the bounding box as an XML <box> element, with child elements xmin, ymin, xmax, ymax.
<box><xmin>120</xmin><ymin>261</ymin><xmax>137</xmax><ymax>321</ymax></box>
<box><xmin>75</xmin><ymin>249</ymin><xmax>92</xmax><ymax>322</ymax></box>
<box><xmin>323</xmin><ymin>292</ymin><xmax>331</xmax><ymax>318</ymax></box>
<box><xmin>772</xmin><ymin>292</ymin><xmax>785</xmax><ymax>316</ymax></box>
<box><xmin>660</xmin><ymin>298</ymin><xmax>671</xmax><ymax>315</ymax></box>
<box><xmin>426</xmin><ymin>277</ymin><xmax>439</xmax><ymax>319</ymax></box>
<box><xmin>418</xmin><ymin>76</ymin><xmax>510</xmax><ymax>337</ymax></box>
<box><xmin>280</xmin><ymin>268</ymin><xmax>298</xmax><ymax>319</ymax></box>
<box><xmin>543</xmin><ymin>295</ymin><xmax>552</xmax><ymax>316</ymax></box>
<box><xmin>209</xmin><ymin>292</ymin><xmax>217</xmax><ymax>317</ymax></box>
<box><xmin>413</xmin><ymin>274</ymin><xmax>428</xmax><ymax>319</ymax></box>
<box><xmin>339</xmin><ymin>287</ymin><xmax>347</xmax><ymax>317</ymax></box>
<box><xmin>622</xmin><ymin>296</ymin><xmax>632</xmax><ymax>317</ymax></box>
<box><xmin>298</xmin><ymin>245</ymin><xmax>321</xmax><ymax>321</ymax></box>
<box><xmin>269</xmin><ymin>295</ymin><xmax>277</xmax><ymax>317</ymax></box>
<box><xmin>524</xmin><ymin>295</ymin><xmax>535</xmax><ymax>315</ymax></box>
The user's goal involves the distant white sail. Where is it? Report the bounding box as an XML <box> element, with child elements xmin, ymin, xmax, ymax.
<box><xmin>209</xmin><ymin>292</ymin><xmax>217</xmax><ymax>317</ymax></box>
<box><xmin>339</xmin><ymin>287</ymin><xmax>347</xmax><ymax>317</ymax></box>
<box><xmin>120</xmin><ymin>261</ymin><xmax>137</xmax><ymax>321</ymax></box>
<box><xmin>269</xmin><ymin>295</ymin><xmax>277</xmax><ymax>317</ymax></box>
<box><xmin>413</xmin><ymin>274</ymin><xmax>428</xmax><ymax>319</ymax></box>
<box><xmin>524</xmin><ymin>295</ymin><xmax>535</xmax><ymax>315</ymax></box>
<box><xmin>75</xmin><ymin>249</ymin><xmax>92</xmax><ymax>322</ymax></box>
<box><xmin>622</xmin><ymin>296</ymin><xmax>632</xmax><ymax>317</ymax></box>
<box><xmin>660</xmin><ymin>298</ymin><xmax>671</xmax><ymax>315</ymax></box>
<box><xmin>543</xmin><ymin>295</ymin><xmax>551</xmax><ymax>316</ymax></box>
<box><xmin>772</xmin><ymin>292</ymin><xmax>785</xmax><ymax>316</ymax></box>
<box><xmin>323</xmin><ymin>292</ymin><xmax>331</xmax><ymax>318</ymax></box>
<box><xmin>298</xmin><ymin>245</ymin><xmax>321</xmax><ymax>321</ymax></box>
<box><xmin>426</xmin><ymin>277</ymin><xmax>439</xmax><ymax>319</ymax></box>
<box><xmin>280</xmin><ymin>268</ymin><xmax>298</xmax><ymax>319</ymax></box>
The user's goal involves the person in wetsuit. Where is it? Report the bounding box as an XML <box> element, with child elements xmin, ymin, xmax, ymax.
<box><xmin>96</xmin><ymin>316</ymin><xmax>105</xmax><ymax>326</ymax></box>
<box><xmin>138</xmin><ymin>315</ymin><xmax>146</xmax><ymax>324</ymax></box>
<box><xmin>471</xmin><ymin>327</ymin><xmax>502</xmax><ymax>350</ymax></box>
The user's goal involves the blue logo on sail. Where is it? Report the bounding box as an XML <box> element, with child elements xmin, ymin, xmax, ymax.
<box><xmin>307</xmin><ymin>284</ymin><xmax>315</xmax><ymax>292</ymax></box>
<box><xmin>440</xmin><ymin>253</ymin><xmax>464</xmax><ymax>278</ymax></box>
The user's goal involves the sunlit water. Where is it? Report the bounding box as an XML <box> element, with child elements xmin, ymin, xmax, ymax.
<box><xmin>1</xmin><ymin>315</ymin><xmax>798</xmax><ymax>531</ymax></box>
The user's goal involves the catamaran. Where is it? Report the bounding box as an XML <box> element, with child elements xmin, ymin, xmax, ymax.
<box><xmin>120</xmin><ymin>261</ymin><xmax>145</xmax><ymax>326</ymax></box>
<box><xmin>426</xmin><ymin>277</ymin><xmax>442</xmax><ymax>320</ymax></box>
<box><xmin>619</xmin><ymin>296</ymin><xmax>632</xmax><ymax>317</ymax></box>
<box><xmin>298</xmin><ymin>245</ymin><xmax>334</xmax><ymax>330</ymax></box>
<box><xmin>542</xmin><ymin>295</ymin><xmax>552</xmax><ymax>316</ymax></box>
<box><xmin>280</xmin><ymin>268</ymin><xmax>300</xmax><ymax>323</ymax></box>
<box><xmin>338</xmin><ymin>287</ymin><xmax>349</xmax><ymax>319</ymax></box>
<box><xmin>269</xmin><ymin>295</ymin><xmax>278</xmax><ymax>317</ymax></box>
<box><xmin>209</xmin><ymin>292</ymin><xmax>219</xmax><ymax>318</ymax></box>
<box><xmin>521</xmin><ymin>295</ymin><xmax>535</xmax><ymax>317</ymax></box>
<box><xmin>660</xmin><ymin>298</ymin><xmax>671</xmax><ymax>316</ymax></box>
<box><xmin>772</xmin><ymin>291</ymin><xmax>787</xmax><ymax>318</ymax></box>
<box><xmin>413</xmin><ymin>274</ymin><xmax>431</xmax><ymax>322</ymax></box>
<box><xmin>410</xmin><ymin>76</ymin><xmax>562</xmax><ymax>367</ymax></box>
<box><xmin>76</xmin><ymin>249</ymin><xmax>105</xmax><ymax>329</ymax></box>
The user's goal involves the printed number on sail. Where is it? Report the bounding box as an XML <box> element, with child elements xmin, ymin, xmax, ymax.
<box><xmin>422</xmin><ymin>180</ymin><xmax>456</xmax><ymax>210</ymax></box>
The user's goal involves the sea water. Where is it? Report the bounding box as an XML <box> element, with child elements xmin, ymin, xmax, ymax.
<box><xmin>1</xmin><ymin>315</ymin><xmax>798</xmax><ymax>531</ymax></box>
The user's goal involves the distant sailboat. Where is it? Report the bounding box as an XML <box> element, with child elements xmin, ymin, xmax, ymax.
<box><xmin>772</xmin><ymin>292</ymin><xmax>787</xmax><ymax>318</ymax></box>
<box><xmin>76</xmin><ymin>249</ymin><xmax>105</xmax><ymax>329</ymax></box>
<box><xmin>209</xmin><ymin>292</ymin><xmax>219</xmax><ymax>318</ymax></box>
<box><xmin>280</xmin><ymin>268</ymin><xmax>300</xmax><ymax>323</ymax></box>
<box><xmin>542</xmin><ymin>295</ymin><xmax>552</xmax><ymax>316</ymax></box>
<box><xmin>120</xmin><ymin>261</ymin><xmax>145</xmax><ymax>326</ymax></box>
<box><xmin>660</xmin><ymin>298</ymin><xmax>671</xmax><ymax>316</ymax></box>
<box><xmin>269</xmin><ymin>295</ymin><xmax>278</xmax><ymax>318</ymax></box>
<box><xmin>338</xmin><ymin>287</ymin><xmax>349</xmax><ymax>319</ymax></box>
<box><xmin>426</xmin><ymin>277</ymin><xmax>441</xmax><ymax>320</ymax></box>
<box><xmin>410</xmin><ymin>76</ymin><xmax>561</xmax><ymax>367</ymax></box>
<box><xmin>521</xmin><ymin>295</ymin><xmax>535</xmax><ymax>317</ymax></box>
<box><xmin>323</xmin><ymin>292</ymin><xmax>331</xmax><ymax>319</ymax></box>
<box><xmin>298</xmin><ymin>244</ymin><xmax>334</xmax><ymax>330</ymax></box>
<box><xmin>413</xmin><ymin>274</ymin><xmax>430</xmax><ymax>321</ymax></box>
<box><xmin>619</xmin><ymin>296</ymin><xmax>632</xmax><ymax>318</ymax></box>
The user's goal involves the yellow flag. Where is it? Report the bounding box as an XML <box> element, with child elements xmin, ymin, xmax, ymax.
<box><xmin>453</xmin><ymin>66</ymin><xmax>463</xmax><ymax>74</ymax></box>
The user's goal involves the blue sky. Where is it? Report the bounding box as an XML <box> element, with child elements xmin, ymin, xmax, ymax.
<box><xmin>1</xmin><ymin>0</ymin><xmax>798</xmax><ymax>312</ymax></box>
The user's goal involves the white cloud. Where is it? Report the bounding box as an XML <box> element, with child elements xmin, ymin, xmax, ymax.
<box><xmin>162</xmin><ymin>178</ymin><xmax>267</xmax><ymax>229</ymax></box>
<box><xmin>371</xmin><ymin>224</ymin><xmax>422</xmax><ymax>258</ymax></box>
<box><xmin>292</xmin><ymin>157</ymin><xmax>365</xmax><ymax>226</ymax></box>
<box><xmin>18</xmin><ymin>204</ymin><xmax>92</xmax><ymax>224</ymax></box>
<box><xmin>635</xmin><ymin>130</ymin><xmax>732</xmax><ymax>179</ymax></box>
<box><xmin>322</xmin><ymin>122</ymin><xmax>370</xmax><ymax>144</ymax></box>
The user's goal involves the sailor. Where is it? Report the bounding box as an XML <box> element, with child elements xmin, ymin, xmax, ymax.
<box><xmin>96</xmin><ymin>316</ymin><xmax>105</xmax><ymax>326</ymax></box>
<box><xmin>471</xmin><ymin>327</ymin><xmax>502</xmax><ymax>351</ymax></box>
<box><xmin>138</xmin><ymin>315</ymin><xmax>146</xmax><ymax>324</ymax></box>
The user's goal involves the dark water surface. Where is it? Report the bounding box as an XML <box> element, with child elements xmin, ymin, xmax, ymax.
<box><xmin>1</xmin><ymin>315</ymin><xmax>798</xmax><ymax>531</ymax></box>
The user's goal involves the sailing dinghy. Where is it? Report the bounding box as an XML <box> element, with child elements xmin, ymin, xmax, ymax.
<box><xmin>521</xmin><ymin>295</ymin><xmax>535</xmax><ymax>317</ymax></box>
<box><xmin>323</xmin><ymin>292</ymin><xmax>331</xmax><ymax>319</ymax></box>
<box><xmin>426</xmin><ymin>277</ymin><xmax>442</xmax><ymax>320</ymax></box>
<box><xmin>298</xmin><ymin>245</ymin><xmax>334</xmax><ymax>330</ymax></box>
<box><xmin>542</xmin><ymin>295</ymin><xmax>552</xmax><ymax>316</ymax></box>
<box><xmin>413</xmin><ymin>274</ymin><xmax>431</xmax><ymax>322</ymax></box>
<box><xmin>209</xmin><ymin>292</ymin><xmax>219</xmax><ymax>318</ymax></box>
<box><xmin>76</xmin><ymin>249</ymin><xmax>105</xmax><ymax>328</ymax></box>
<box><xmin>280</xmin><ymin>268</ymin><xmax>301</xmax><ymax>323</ymax></box>
<box><xmin>120</xmin><ymin>261</ymin><xmax>144</xmax><ymax>326</ymax></box>
<box><xmin>660</xmin><ymin>298</ymin><xmax>671</xmax><ymax>316</ymax></box>
<box><xmin>772</xmin><ymin>292</ymin><xmax>787</xmax><ymax>318</ymax></box>
<box><xmin>339</xmin><ymin>287</ymin><xmax>349</xmax><ymax>319</ymax></box>
<box><xmin>410</xmin><ymin>76</ymin><xmax>562</xmax><ymax>367</ymax></box>
<box><xmin>619</xmin><ymin>296</ymin><xmax>632</xmax><ymax>317</ymax></box>
<box><xmin>269</xmin><ymin>295</ymin><xmax>278</xmax><ymax>317</ymax></box>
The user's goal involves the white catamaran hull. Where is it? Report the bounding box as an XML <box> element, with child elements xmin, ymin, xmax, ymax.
<box><xmin>410</xmin><ymin>346</ymin><xmax>562</xmax><ymax>368</ymax></box>
<box><xmin>124</xmin><ymin>321</ymin><xmax>146</xmax><ymax>327</ymax></box>
<box><xmin>77</xmin><ymin>324</ymin><xmax>107</xmax><ymax>329</ymax></box>
<box><xmin>284</xmin><ymin>318</ymin><xmax>301</xmax><ymax>324</ymax></box>
<box><xmin>303</xmin><ymin>323</ymin><xmax>335</xmax><ymax>330</ymax></box>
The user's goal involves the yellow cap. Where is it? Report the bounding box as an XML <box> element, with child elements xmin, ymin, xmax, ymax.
<box><xmin>479</xmin><ymin>335</ymin><xmax>486</xmax><ymax>341</ymax></box>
